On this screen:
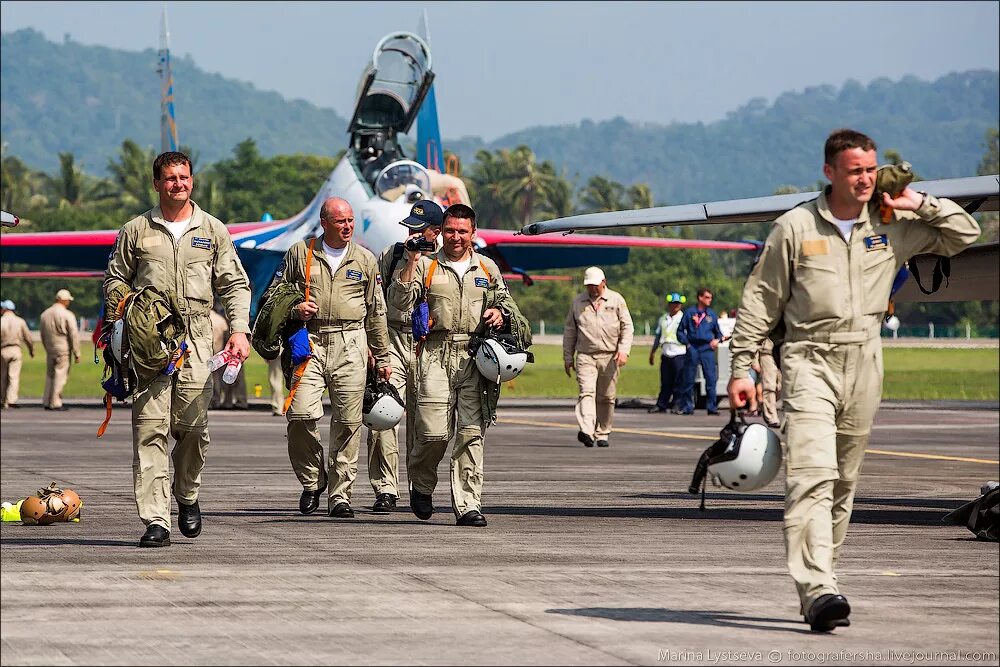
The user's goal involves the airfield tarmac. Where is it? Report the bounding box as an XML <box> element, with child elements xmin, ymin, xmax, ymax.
<box><xmin>1</xmin><ymin>400</ymin><xmax>997</xmax><ymax>666</ymax></box>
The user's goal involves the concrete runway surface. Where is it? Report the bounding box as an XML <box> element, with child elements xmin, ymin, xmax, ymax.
<box><xmin>1</xmin><ymin>400</ymin><xmax>997</xmax><ymax>666</ymax></box>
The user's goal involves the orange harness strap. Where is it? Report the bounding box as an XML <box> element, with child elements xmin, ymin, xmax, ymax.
<box><xmin>282</xmin><ymin>239</ymin><xmax>317</xmax><ymax>415</ymax></box>
<box><xmin>96</xmin><ymin>294</ymin><xmax>135</xmax><ymax>439</ymax></box>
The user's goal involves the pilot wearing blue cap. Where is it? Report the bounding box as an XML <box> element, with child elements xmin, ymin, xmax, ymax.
<box><xmin>366</xmin><ymin>199</ymin><xmax>444</xmax><ymax>514</ymax></box>
<box><xmin>648</xmin><ymin>292</ymin><xmax>687</xmax><ymax>413</ymax></box>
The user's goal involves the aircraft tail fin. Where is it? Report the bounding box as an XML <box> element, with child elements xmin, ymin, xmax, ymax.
<box><xmin>415</xmin><ymin>10</ymin><xmax>443</xmax><ymax>171</ymax></box>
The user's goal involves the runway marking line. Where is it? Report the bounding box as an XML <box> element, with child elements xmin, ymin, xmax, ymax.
<box><xmin>499</xmin><ymin>418</ymin><xmax>1000</xmax><ymax>465</ymax></box>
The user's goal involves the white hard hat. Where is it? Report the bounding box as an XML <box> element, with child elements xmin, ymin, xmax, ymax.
<box><xmin>362</xmin><ymin>379</ymin><xmax>404</xmax><ymax>431</ymax></box>
<box><xmin>475</xmin><ymin>337</ymin><xmax>529</xmax><ymax>383</ymax></box>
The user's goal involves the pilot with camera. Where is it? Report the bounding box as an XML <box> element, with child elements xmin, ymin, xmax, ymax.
<box><xmin>365</xmin><ymin>200</ymin><xmax>443</xmax><ymax>514</ymax></box>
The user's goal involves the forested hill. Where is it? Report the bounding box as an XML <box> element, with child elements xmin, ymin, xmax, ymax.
<box><xmin>2</xmin><ymin>27</ymin><xmax>997</xmax><ymax>205</ymax></box>
<box><xmin>0</xmin><ymin>29</ymin><xmax>349</xmax><ymax>171</ymax></box>
<box><xmin>447</xmin><ymin>71</ymin><xmax>999</xmax><ymax>203</ymax></box>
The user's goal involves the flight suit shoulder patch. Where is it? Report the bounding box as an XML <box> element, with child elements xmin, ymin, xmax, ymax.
<box><xmin>801</xmin><ymin>238</ymin><xmax>829</xmax><ymax>256</ymax></box>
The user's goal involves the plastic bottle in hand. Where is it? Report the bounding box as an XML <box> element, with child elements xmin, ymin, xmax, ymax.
<box><xmin>222</xmin><ymin>356</ymin><xmax>243</xmax><ymax>385</ymax></box>
<box><xmin>207</xmin><ymin>350</ymin><xmax>231</xmax><ymax>373</ymax></box>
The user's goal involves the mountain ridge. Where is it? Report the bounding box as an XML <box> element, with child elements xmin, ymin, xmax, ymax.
<box><xmin>2</xmin><ymin>28</ymin><xmax>997</xmax><ymax>204</ymax></box>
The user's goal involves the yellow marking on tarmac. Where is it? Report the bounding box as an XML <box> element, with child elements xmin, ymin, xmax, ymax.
<box><xmin>499</xmin><ymin>418</ymin><xmax>1000</xmax><ymax>464</ymax></box>
<box><xmin>500</xmin><ymin>418</ymin><xmax>715</xmax><ymax>441</ymax></box>
<box><xmin>880</xmin><ymin>571</ymin><xmax>902</xmax><ymax>576</ymax></box>
<box><xmin>864</xmin><ymin>448</ymin><xmax>998</xmax><ymax>465</ymax></box>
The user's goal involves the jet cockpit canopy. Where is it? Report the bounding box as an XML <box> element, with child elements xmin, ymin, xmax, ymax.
<box><xmin>374</xmin><ymin>160</ymin><xmax>431</xmax><ymax>203</ymax></box>
<box><xmin>348</xmin><ymin>32</ymin><xmax>434</xmax><ymax>136</ymax></box>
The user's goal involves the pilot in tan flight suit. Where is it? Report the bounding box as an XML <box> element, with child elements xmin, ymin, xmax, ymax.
<box><xmin>274</xmin><ymin>197</ymin><xmax>391</xmax><ymax>519</ymax></box>
<box><xmin>390</xmin><ymin>203</ymin><xmax>516</xmax><ymax>527</ymax></box>
<box><xmin>105</xmin><ymin>151</ymin><xmax>251</xmax><ymax>548</ymax></box>
<box><xmin>727</xmin><ymin>128</ymin><xmax>980</xmax><ymax>632</ymax></box>
<box><xmin>367</xmin><ymin>200</ymin><xmax>443</xmax><ymax>514</ymax></box>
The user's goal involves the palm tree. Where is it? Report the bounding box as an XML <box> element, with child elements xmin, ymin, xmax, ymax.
<box><xmin>500</xmin><ymin>146</ymin><xmax>557</xmax><ymax>229</ymax></box>
<box><xmin>537</xmin><ymin>162</ymin><xmax>574</xmax><ymax>221</ymax></box>
<box><xmin>627</xmin><ymin>183</ymin><xmax>653</xmax><ymax>210</ymax></box>
<box><xmin>579</xmin><ymin>175</ymin><xmax>625</xmax><ymax>213</ymax></box>
<box><xmin>467</xmin><ymin>149</ymin><xmax>513</xmax><ymax>229</ymax></box>
<box><xmin>107</xmin><ymin>139</ymin><xmax>157</xmax><ymax>210</ymax></box>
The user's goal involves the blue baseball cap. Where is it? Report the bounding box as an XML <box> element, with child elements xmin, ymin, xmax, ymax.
<box><xmin>400</xmin><ymin>200</ymin><xmax>444</xmax><ymax>231</ymax></box>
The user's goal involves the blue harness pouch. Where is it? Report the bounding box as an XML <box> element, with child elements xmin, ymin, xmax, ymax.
<box><xmin>287</xmin><ymin>325</ymin><xmax>312</xmax><ymax>366</ymax></box>
<box><xmin>412</xmin><ymin>301</ymin><xmax>431</xmax><ymax>341</ymax></box>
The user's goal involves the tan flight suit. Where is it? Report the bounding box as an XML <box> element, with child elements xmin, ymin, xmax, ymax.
<box><xmin>729</xmin><ymin>189</ymin><xmax>979</xmax><ymax>613</ymax></box>
<box><xmin>1</xmin><ymin>311</ymin><xmax>35</xmax><ymax>408</ymax></box>
<box><xmin>273</xmin><ymin>239</ymin><xmax>390</xmax><ymax>509</ymax></box>
<box><xmin>759</xmin><ymin>337</ymin><xmax>781</xmax><ymax>425</ymax></box>
<box><xmin>105</xmin><ymin>202</ymin><xmax>251</xmax><ymax>532</ymax></box>
<box><xmin>365</xmin><ymin>243</ymin><xmax>416</xmax><ymax>499</ymax></box>
<box><xmin>389</xmin><ymin>250</ymin><xmax>512</xmax><ymax>517</ymax></box>
<box><xmin>39</xmin><ymin>302</ymin><xmax>80</xmax><ymax>409</ymax></box>
<box><xmin>267</xmin><ymin>356</ymin><xmax>284</xmax><ymax>415</ymax></box>
<box><xmin>563</xmin><ymin>288</ymin><xmax>634</xmax><ymax>440</ymax></box>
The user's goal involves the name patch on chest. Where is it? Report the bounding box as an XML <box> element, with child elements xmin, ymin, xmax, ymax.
<box><xmin>864</xmin><ymin>234</ymin><xmax>889</xmax><ymax>251</ymax></box>
<box><xmin>191</xmin><ymin>237</ymin><xmax>212</xmax><ymax>250</ymax></box>
<box><xmin>345</xmin><ymin>269</ymin><xmax>363</xmax><ymax>281</ymax></box>
<box><xmin>474</xmin><ymin>277</ymin><xmax>490</xmax><ymax>288</ymax></box>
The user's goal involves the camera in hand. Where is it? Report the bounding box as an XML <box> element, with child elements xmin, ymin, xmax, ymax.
<box><xmin>405</xmin><ymin>237</ymin><xmax>437</xmax><ymax>252</ymax></box>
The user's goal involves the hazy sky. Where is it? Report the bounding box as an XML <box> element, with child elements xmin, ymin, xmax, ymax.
<box><xmin>2</xmin><ymin>1</ymin><xmax>998</xmax><ymax>140</ymax></box>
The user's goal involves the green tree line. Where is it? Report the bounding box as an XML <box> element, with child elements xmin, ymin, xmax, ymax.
<box><xmin>2</xmin><ymin>134</ymin><xmax>996</xmax><ymax>333</ymax></box>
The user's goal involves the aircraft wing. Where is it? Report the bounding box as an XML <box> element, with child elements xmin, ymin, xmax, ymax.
<box><xmin>474</xmin><ymin>227</ymin><xmax>759</xmax><ymax>275</ymax></box>
<box><xmin>520</xmin><ymin>175</ymin><xmax>1000</xmax><ymax>236</ymax></box>
<box><xmin>0</xmin><ymin>220</ymin><xmax>284</xmax><ymax>273</ymax></box>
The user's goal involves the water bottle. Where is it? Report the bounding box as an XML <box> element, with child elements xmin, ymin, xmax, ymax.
<box><xmin>207</xmin><ymin>350</ymin><xmax>230</xmax><ymax>373</ymax></box>
<box><xmin>223</xmin><ymin>356</ymin><xmax>243</xmax><ymax>385</ymax></box>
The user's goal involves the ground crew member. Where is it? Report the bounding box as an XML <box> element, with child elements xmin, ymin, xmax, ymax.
<box><xmin>675</xmin><ymin>288</ymin><xmax>724</xmax><ymax>416</ymax></box>
<box><xmin>758</xmin><ymin>338</ymin><xmax>781</xmax><ymax>428</ymax></box>
<box><xmin>727</xmin><ymin>128</ymin><xmax>980</xmax><ymax>632</ymax></box>
<box><xmin>272</xmin><ymin>197</ymin><xmax>391</xmax><ymax>519</ymax></box>
<box><xmin>563</xmin><ymin>266</ymin><xmax>634</xmax><ymax>448</ymax></box>
<box><xmin>648</xmin><ymin>292</ymin><xmax>686</xmax><ymax>413</ymax></box>
<box><xmin>39</xmin><ymin>288</ymin><xmax>80</xmax><ymax>411</ymax></box>
<box><xmin>105</xmin><ymin>151</ymin><xmax>251</xmax><ymax>548</ymax></box>
<box><xmin>1</xmin><ymin>299</ymin><xmax>35</xmax><ymax>409</ymax></box>
<box><xmin>366</xmin><ymin>199</ymin><xmax>443</xmax><ymax>514</ymax></box>
<box><xmin>390</xmin><ymin>203</ymin><xmax>515</xmax><ymax>527</ymax></box>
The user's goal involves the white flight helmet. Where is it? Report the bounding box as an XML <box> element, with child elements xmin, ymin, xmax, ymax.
<box><xmin>690</xmin><ymin>415</ymin><xmax>783</xmax><ymax>497</ymax></box>
<box><xmin>362</xmin><ymin>379</ymin><xmax>404</xmax><ymax>431</ymax></box>
<box><xmin>111</xmin><ymin>318</ymin><xmax>127</xmax><ymax>365</ymax></box>
<box><xmin>708</xmin><ymin>423</ymin><xmax>782</xmax><ymax>491</ymax></box>
<box><xmin>475</xmin><ymin>337</ymin><xmax>528</xmax><ymax>383</ymax></box>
